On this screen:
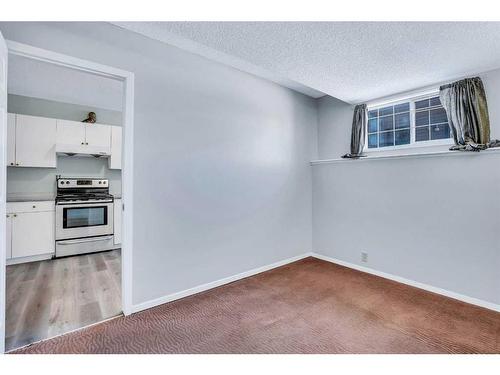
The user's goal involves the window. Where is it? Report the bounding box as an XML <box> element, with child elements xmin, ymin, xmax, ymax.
<box><xmin>366</xmin><ymin>93</ymin><xmax>451</xmax><ymax>150</ymax></box>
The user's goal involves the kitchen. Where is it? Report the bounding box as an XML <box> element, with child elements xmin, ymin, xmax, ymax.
<box><xmin>4</xmin><ymin>54</ymin><xmax>124</xmax><ymax>351</ymax></box>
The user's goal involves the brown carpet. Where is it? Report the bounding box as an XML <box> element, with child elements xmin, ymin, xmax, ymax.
<box><xmin>11</xmin><ymin>257</ymin><xmax>500</xmax><ymax>354</ymax></box>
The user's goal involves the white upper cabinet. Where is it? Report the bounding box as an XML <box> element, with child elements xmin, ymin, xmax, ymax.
<box><xmin>85</xmin><ymin>123</ymin><xmax>111</xmax><ymax>153</ymax></box>
<box><xmin>109</xmin><ymin>126</ymin><xmax>122</xmax><ymax>170</ymax></box>
<box><xmin>8</xmin><ymin>113</ymin><xmax>119</xmax><ymax>166</ymax></box>
<box><xmin>7</xmin><ymin>112</ymin><xmax>16</xmax><ymax>166</ymax></box>
<box><xmin>14</xmin><ymin>114</ymin><xmax>57</xmax><ymax>168</ymax></box>
<box><xmin>56</xmin><ymin>119</ymin><xmax>86</xmax><ymax>149</ymax></box>
<box><xmin>56</xmin><ymin>119</ymin><xmax>111</xmax><ymax>155</ymax></box>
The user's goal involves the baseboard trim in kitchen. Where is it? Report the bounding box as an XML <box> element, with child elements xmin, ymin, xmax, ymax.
<box><xmin>131</xmin><ymin>252</ymin><xmax>314</xmax><ymax>314</ymax></box>
<box><xmin>6</xmin><ymin>253</ymin><xmax>53</xmax><ymax>266</ymax></box>
<box><xmin>311</xmin><ymin>252</ymin><xmax>500</xmax><ymax>313</ymax></box>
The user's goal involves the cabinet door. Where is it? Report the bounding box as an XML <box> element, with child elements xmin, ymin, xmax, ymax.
<box><xmin>56</xmin><ymin>119</ymin><xmax>86</xmax><ymax>147</ymax></box>
<box><xmin>12</xmin><ymin>211</ymin><xmax>55</xmax><ymax>258</ymax></box>
<box><xmin>85</xmin><ymin>124</ymin><xmax>111</xmax><ymax>152</ymax></box>
<box><xmin>109</xmin><ymin>126</ymin><xmax>122</xmax><ymax>170</ymax></box>
<box><xmin>16</xmin><ymin>114</ymin><xmax>57</xmax><ymax>168</ymax></box>
<box><xmin>7</xmin><ymin>113</ymin><xmax>15</xmax><ymax>166</ymax></box>
<box><xmin>6</xmin><ymin>214</ymin><xmax>12</xmax><ymax>259</ymax></box>
<box><xmin>114</xmin><ymin>199</ymin><xmax>122</xmax><ymax>245</ymax></box>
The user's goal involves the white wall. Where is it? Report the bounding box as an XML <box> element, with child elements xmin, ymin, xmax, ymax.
<box><xmin>0</xmin><ymin>22</ymin><xmax>318</xmax><ymax>306</ymax></box>
<box><xmin>313</xmin><ymin>69</ymin><xmax>500</xmax><ymax>305</ymax></box>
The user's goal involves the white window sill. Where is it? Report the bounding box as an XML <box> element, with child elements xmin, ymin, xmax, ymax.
<box><xmin>310</xmin><ymin>146</ymin><xmax>500</xmax><ymax>165</ymax></box>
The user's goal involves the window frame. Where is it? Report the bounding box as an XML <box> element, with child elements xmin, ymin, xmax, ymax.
<box><xmin>364</xmin><ymin>89</ymin><xmax>454</xmax><ymax>153</ymax></box>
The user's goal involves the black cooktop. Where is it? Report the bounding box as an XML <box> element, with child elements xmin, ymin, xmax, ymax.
<box><xmin>56</xmin><ymin>193</ymin><xmax>114</xmax><ymax>202</ymax></box>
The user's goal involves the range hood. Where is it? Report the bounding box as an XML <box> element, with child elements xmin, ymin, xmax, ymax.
<box><xmin>56</xmin><ymin>143</ymin><xmax>111</xmax><ymax>157</ymax></box>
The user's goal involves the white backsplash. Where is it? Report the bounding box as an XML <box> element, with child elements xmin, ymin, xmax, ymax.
<box><xmin>7</xmin><ymin>155</ymin><xmax>122</xmax><ymax>199</ymax></box>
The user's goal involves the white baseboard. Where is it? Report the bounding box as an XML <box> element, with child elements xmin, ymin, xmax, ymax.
<box><xmin>311</xmin><ymin>252</ymin><xmax>500</xmax><ymax>313</ymax></box>
<box><xmin>130</xmin><ymin>251</ymin><xmax>500</xmax><ymax>315</ymax></box>
<box><xmin>6</xmin><ymin>252</ymin><xmax>53</xmax><ymax>266</ymax></box>
<box><xmin>131</xmin><ymin>252</ymin><xmax>313</xmax><ymax>313</ymax></box>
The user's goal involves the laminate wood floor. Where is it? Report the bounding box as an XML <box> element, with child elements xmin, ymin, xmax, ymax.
<box><xmin>5</xmin><ymin>249</ymin><xmax>122</xmax><ymax>352</ymax></box>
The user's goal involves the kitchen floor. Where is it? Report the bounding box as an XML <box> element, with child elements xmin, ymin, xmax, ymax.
<box><xmin>5</xmin><ymin>249</ymin><xmax>121</xmax><ymax>352</ymax></box>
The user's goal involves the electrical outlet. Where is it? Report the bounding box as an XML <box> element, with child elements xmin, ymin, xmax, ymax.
<box><xmin>361</xmin><ymin>252</ymin><xmax>368</xmax><ymax>263</ymax></box>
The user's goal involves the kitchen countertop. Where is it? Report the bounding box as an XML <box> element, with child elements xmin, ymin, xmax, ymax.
<box><xmin>7</xmin><ymin>193</ymin><xmax>56</xmax><ymax>202</ymax></box>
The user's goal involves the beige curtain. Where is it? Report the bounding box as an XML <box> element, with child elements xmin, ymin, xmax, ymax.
<box><xmin>440</xmin><ymin>77</ymin><xmax>499</xmax><ymax>151</ymax></box>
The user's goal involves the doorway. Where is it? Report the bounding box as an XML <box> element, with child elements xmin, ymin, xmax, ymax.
<box><xmin>0</xmin><ymin>37</ymin><xmax>134</xmax><ymax>353</ymax></box>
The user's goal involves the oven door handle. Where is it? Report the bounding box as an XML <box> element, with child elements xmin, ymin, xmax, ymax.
<box><xmin>57</xmin><ymin>235</ymin><xmax>114</xmax><ymax>245</ymax></box>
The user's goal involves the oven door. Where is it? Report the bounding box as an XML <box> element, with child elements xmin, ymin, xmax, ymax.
<box><xmin>56</xmin><ymin>202</ymin><xmax>114</xmax><ymax>240</ymax></box>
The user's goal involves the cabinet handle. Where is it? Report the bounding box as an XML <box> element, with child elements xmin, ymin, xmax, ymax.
<box><xmin>15</xmin><ymin>163</ymin><xmax>19</xmax><ymax>166</ymax></box>
<box><xmin>32</xmin><ymin>205</ymin><xmax>36</xmax><ymax>208</ymax></box>
<box><xmin>9</xmin><ymin>162</ymin><xmax>13</xmax><ymax>166</ymax></box>
<box><xmin>13</xmin><ymin>214</ymin><xmax>17</xmax><ymax>217</ymax></box>
<box><xmin>81</xmin><ymin>142</ymin><xmax>84</xmax><ymax>145</ymax></box>
<box><xmin>6</xmin><ymin>214</ymin><xmax>9</xmax><ymax>218</ymax></box>
<box><xmin>85</xmin><ymin>142</ymin><xmax>89</xmax><ymax>145</ymax></box>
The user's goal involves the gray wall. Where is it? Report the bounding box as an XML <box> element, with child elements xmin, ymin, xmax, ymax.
<box><xmin>317</xmin><ymin>96</ymin><xmax>354</xmax><ymax>159</ymax></box>
<box><xmin>8</xmin><ymin>94</ymin><xmax>122</xmax><ymax>126</ymax></box>
<box><xmin>0</xmin><ymin>22</ymin><xmax>318</xmax><ymax>306</ymax></box>
<box><xmin>313</xmin><ymin>69</ymin><xmax>500</xmax><ymax>305</ymax></box>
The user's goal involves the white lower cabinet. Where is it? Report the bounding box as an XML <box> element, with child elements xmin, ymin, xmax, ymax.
<box><xmin>7</xmin><ymin>113</ymin><xmax>16</xmax><ymax>166</ymax></box>
<box><xmin>114</xmin><ymin>199</ymin><xmax>122</xmax><ymax>245</ymax></box>
<box><xmin>6</xmin><ymin>201</ymin><xmax>55</xmax><ymax>261</ymax></box>
<box><xmin>6</xmin><ymin>214</ymin><xmax>12</xmax><ymax>259</ymax></box>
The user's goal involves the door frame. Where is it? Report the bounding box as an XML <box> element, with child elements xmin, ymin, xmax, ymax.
<box><xmin>0</xmin><ymin>40</ymin><xmax>135</xmax><ymax>353</ymax></box>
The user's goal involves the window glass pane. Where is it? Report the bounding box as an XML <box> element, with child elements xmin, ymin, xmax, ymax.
<box><xmin>368</xmin><ymin>134</ymin><xmax>378</xmax><ymax>148</ymax></box>
<box><xmin>430</xmin><ymin>108</ymin><xmax>448</xmax><ymax>124</ymax></box>
<box><xmin>394</xmin><ymin>102</ymin><xmax>410</xmax><ymax>113</ymax></box>
<box><xmin>395</xmin><ymin>129</ymin><xmax>410</xmax><ymax>145</ymax></box>
<box><xmin>368</xmin><ymin>118</ymin><xmax>378</xmax><ymax>133</ymax></box>
<box><xmin>415</xmin><ymin>126</ymin><xmax>430</xmax><ymax>142</ymax></box>
<box><xmin>429</xmin><ymin>96</ymin><xmax>441</xmax><ymax>107</ymax></box>
<box><xmin>379</xmin><ymin>116</ymin><xmax>394</xmax><ymax>131</ymax></box>
<box><xmin>379</xmin><ymin>106</ymin><xmax>393</xmax><ymax>116</ymax></box>
<box><xmin>395</xmin><ymin>113</ymin><xmax>410</xmax><ymax>129</ymax></box>
<box><xmin>365</xmin><ymin>94</ymin><xmax>450</xmax><ymax>150</ymax></box>
<box><xmin>415</xmin><ymin>110</ymin><xmax>429</xmax><ymax>126</ymax></box>
<box><xmin>431</xmin><ymin>123</ymin><xmax>451</xmax><ymax>140</ymax></box>
<box><xmin>379</xmin><ymin>131</ymin><xmax>394</xmax><ymax>147</ymax></box>
<box><xmin>415</xmin><ymin>98</ymin><xmax>430</xmax><ymax>109</ymax></box>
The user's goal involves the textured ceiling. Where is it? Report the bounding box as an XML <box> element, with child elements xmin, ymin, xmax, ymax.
<box><xmin>114</xmin><ymin>22</ymin><xmax>500</xmax><ymax>103</ymax></box>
